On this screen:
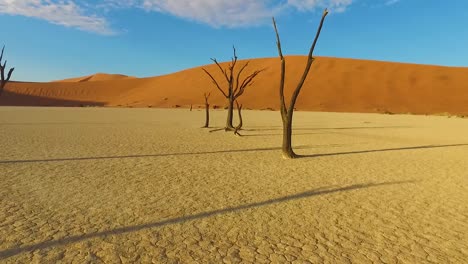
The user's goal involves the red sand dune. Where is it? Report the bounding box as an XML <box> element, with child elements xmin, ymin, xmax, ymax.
<box><xmin>2</xmin><ymin>56</ymin><xmax>468</xmax><ymax>115</ymax></box>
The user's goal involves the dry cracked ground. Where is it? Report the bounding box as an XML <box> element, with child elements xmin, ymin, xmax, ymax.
<box><xmin>0</xmin><ymin>107</ymin><xmax>467</xmax><ymax>263</ymax></box>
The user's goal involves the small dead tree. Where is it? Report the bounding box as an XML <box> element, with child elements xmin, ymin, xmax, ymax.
<box><xmin>234</xmin><ymin>100</ymin><xmax>243</xmax><ymax>136</ymax></box>
<box><xmin>273</xmin><ymin>9</ymin><xmax>328</xmax><ymax>159</ymax></box>
<box><xmin>0</xmin><ymin>45</ymin><xmax>15</xmax><ymax>96</ymax></box>
<box><xmin>202</xmin><ymin>92</ymin><xmax>211</xmax><ymax>128</ymax></box>
<box><xmin>202</xmin><ymin>47</ymin><xmax>264</xmax><ymax>131</ymax></box>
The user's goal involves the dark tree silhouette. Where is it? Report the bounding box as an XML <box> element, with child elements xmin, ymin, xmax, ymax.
<box><xmin>0</xmin><ymin>45</ymin><xmax>15</xmax><ymax>96</ymax></box>
<box><xmin>202</xmin><ymin>47</ymin><xmax>264</xmax><ymax>131</ymax></box>
<box><xmin>273</xmin><ymin>9</ymin><xmax>329</xmax><ymax>159</ymax></box>
<box><xmin>202</xmin><ymin>92</ymin><xmax>211</xmax><ymax>128</ymax></box>
<box><xmin>234</xmin><ymin>100</ymin><xmax>243</xmax><ymax>136</ymax></box>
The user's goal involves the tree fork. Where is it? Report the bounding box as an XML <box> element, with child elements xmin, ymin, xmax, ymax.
<box><xmin>273</xmin><ymin>9</ymin><xmax>328</xmax><ymax>159</ymax></box>
<box><xmin>202</xmin><ymin>46</ymin><xmax>264</xmax><ymax>131</ymax></box>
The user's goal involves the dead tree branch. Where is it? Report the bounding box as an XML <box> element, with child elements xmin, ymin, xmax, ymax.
<box><xmin>273</xmin><ymin>9</ymin><xmax>328</xmax><ymax>159</ymax></box>
<box><xmin>202</xmin><ymin>46</ymin><xmax>263</xmax><ymax>131</ymax></box>
<box><xmin>0</xmin><ymin>45</ymin><xmax>15</xmax><ymax>96</ymax></box>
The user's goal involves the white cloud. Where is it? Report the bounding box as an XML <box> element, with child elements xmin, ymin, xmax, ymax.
<box><xmin>101</xmin><ymin>0</ymin><xmax>353</xmax><ymax>27</ymax></box>
<box><xmin>0</xmin><ymin>0</ymin><xmax>115</xmax><ymax>35</ymax></box>
<box><xmin>287</xmin><ymin>0</ymin><xmax>353</xmax><ymax>12</ymax></box>
<box><xmin>138</xmin><ymin>0</ymin><xmax>284</xmax><ymax>27</ymax></box>
<box><xmin>0</xmin><ymin>0</ymin><xmax>399</xmax><ymax>33</ymax></box>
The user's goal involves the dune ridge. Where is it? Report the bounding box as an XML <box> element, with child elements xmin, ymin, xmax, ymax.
<box><xmin>2</xmin><ymin>56</ymin><xmax>468</xmax><ymax>115</ymax></box>
<box><xmin>53</xmin><ymin>73</ymin><xmax>136</xmax><ymax>83</ymax></box>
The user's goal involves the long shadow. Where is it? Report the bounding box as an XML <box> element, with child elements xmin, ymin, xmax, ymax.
<box><xmin>0</xmin><ymin>145</ymin><xmax>313</xmax><ymax>165</ymax></box>
<box><xmin>297</xmin><ymin>144</ymin><xmax>468</xmax><ymax>158</ymax></box>
<box><xmin>0</xmin><ymin>181</ymin><xmax>414</xmax><ymax>259</ymax></box>
<box><xmin>3</xmin><ymin>144</ymin><xmax>467</xmax><ymax>165</ymax></box>
<box><xmin>241</xmin><ymin>132</ymin><xmax>324</xmax><ymax>137</ymax></box>
<box><xmin>243</xmin><ymin>126</ymin><xmax>411</xmax><ymax>132</ymax></box>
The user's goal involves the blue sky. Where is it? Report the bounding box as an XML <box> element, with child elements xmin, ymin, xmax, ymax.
<box><xmin>1</xmin><ymin>0</ymin><xmax>467</xmax><ymax>82</ymax></box>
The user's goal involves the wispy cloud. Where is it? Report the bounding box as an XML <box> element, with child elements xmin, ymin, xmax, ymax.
<box><xmin>287</xmin><ymin>0</ymin><xmax>353</xmax><ymax>13</ymax></box>
<box><xmin>385</xmin><ymin>0</ymin><xmax>400</xmax><ymax>6</ymax></box>
<box><xmin>102</xmin><ymin>0</ymin><xmax>354</xmax><ymax>27</ymax></box>
<box><xmin>0</xmin><ymin>0</ymin><xmax>115</xmax><ymax>35</ymax></box>
<box><xmin>0</xmin><ymin>0</ymin><xmax>398</xmax><ymax>34</ymax></box>
<box><xmin>138</xmin><ymin>0</ymin><xmax>283</xmax><ymax>27</ymax></box>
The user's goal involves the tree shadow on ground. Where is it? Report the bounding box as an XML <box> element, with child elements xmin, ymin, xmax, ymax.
<box><xmin>0</xmin><ymin>145</ymin><xmax>317</xmax><ymax>164</ymax></box>
<box><xmin>209</xmin><ymin>126</ymin><xmax>410</xmax><ymax>133</ymax></box>
<box><xmin>241</xmin><ymin>132</ymin><xmax>325</xmax><ymax>137</ymax></box>
<box><xmin>0</xmin><ymin>180</ymin><xmax>415</xmax><ymax>260</ymax></box>
<box><xmin>243</xmin><ymin>126</ymin><xmax>412</xmax><ymax>132</ymax></box>
<box><xmin>296</xmin><ymin>144</ymin><xmax>468</xmax><ymax>158</ymax></box>
<box><xmin>2</xmin><ymin>144</ymin><xmax>467</xmax><ymax>165</ymax></box>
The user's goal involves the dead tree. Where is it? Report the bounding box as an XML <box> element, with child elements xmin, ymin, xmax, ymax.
<box><xmin>234</xmin><ymin>100</ymin><xmax>243</xmax><ymax>136</ymax></box>
<box><xmin>0</xmin><ymin>45</ymin><xmax>15</xmax><ymax>96</ymax></box>
<box><xmin>202</xmin><ymin>92</ymin><xmax>211</xmax><ymax>128</ymax></box>
<box><xmin>273</xmin><ymin>9</ymin><xmax>328</xmax><ymax>159</ymax></box>
<box><xmin>202</xmin><ymin>47</ymin><xmax>264</xmax><ymax>131</ymax></box>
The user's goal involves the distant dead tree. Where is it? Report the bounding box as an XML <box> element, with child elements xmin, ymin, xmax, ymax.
<box><xmin>273</xmin><ymin>9</ymin><xmax>328</xmax><ymax>159</ymax></box>
<box><xmin>234</xmin><ymin>100</ymin><xmax>243</xmax><ymax>136</ymax></box>
<box><xmin>202</xmin><ymin>47</ymin><xmax>264</xmax><ymax>131</ymax></box>
<box><xmin>202</xmin><ymin>92</ymin><xmax>211</xmax><ymax>128</ymax></box>
<box><xmin>0</xmin><ymin>45</ymin><xmax>15</xmax><ymax>96</ymax></box>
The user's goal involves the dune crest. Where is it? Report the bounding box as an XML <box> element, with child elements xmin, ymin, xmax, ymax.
<box><xmin>2</xmin><ymin>56</ymin><xmax>468</xmax><ymax>115</ymax></box>
<box><xmin>53</xmin><ymin>73</ymin><xmax>136</xmax><ymax>83</ymax></box>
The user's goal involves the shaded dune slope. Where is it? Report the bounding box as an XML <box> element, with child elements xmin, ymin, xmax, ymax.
<box><xmin>2</xmin><ymin>56</ymin><xmax>468</xmax><ymax>115</ymax></box>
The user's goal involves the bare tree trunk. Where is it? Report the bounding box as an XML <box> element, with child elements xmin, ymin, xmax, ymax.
<box><xmin>0</xmin><ymin>81</ymin><xmax>6</xmax><ymax>95</ymax></box>
<box><xmin>234</xmin><ymin>100</ymin><xmax>243</xmax><ymax>136</ymax></box>
<box><xmin>273</xmin><ymin>10</ymin><xmax>328</xmax><ymax>159</ymax></box>
<box><xmin>281</xmin><ymin>113</ymin><xmax>296</xmax><ymax>158</ymax></box>
<box><xmin>236</xmin><ymin>102</ymin><xmax>243</xmax><ymax>130</ymax></box>
<box><xmin>225</xmin><ymin>96</ymin><xmax>235</xmax><ymax>131</ymax></box>
<box><xmin>0</xmin><ymin>45</ymin><xmax>15</xmax><ymax>96</ymax></box>
<box><xmin>190</xmin><ymin>104</ymin><xmax>193</xmax><ymax>111</ymax></box>
<box><xmin>202</xmin><ymin>93</ymin><xmax>210</xmax><ymax>128</ymax></box>
<box><xmin>204</xmin><ymin>105</ymin><xmax>210</xmax><ymax>127</ymax></box>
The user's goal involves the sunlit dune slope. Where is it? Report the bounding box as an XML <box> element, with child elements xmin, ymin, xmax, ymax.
<box><xmin>2</xmin><ymin>56</ymin><xmax>468</xmax><ymax>115</ymax></box>
<box><xmin>53</xmin><ymin>73</ymin><xmax>136</xmax><ymax>83</ymax></box>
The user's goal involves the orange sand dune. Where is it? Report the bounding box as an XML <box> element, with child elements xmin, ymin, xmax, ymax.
<box><xmin>53</xmin><ymin>73</ymin><xmax>136</xmax><ymax>83</ymax></box>
<box><xmin>2</xmin><ymin>56</ymin><xmax>468</xmax><ymax>115</ymax></box>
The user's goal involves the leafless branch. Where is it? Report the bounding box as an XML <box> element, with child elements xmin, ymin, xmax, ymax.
<box><xmin>202</xmin><ymin>68</ymin><xmax>228</xmax><ymax>98</ymax></box>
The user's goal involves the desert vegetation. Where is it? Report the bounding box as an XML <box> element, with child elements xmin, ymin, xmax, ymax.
<box><xmin>0</xmin><ymin>45</ymin><xmax>14</xmax><ymax>96</ymax></box>
<box><xmin>202</xmin><ymin>47</ymin><xmax>264</xmax><ymax>131</ymax></box>
<box><xmin>273</xmin><ymin>9</ymin><xmax>329</xmax><ymax>159</ymax></box>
